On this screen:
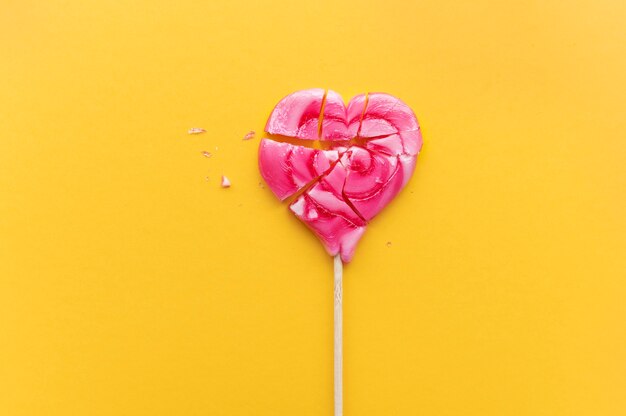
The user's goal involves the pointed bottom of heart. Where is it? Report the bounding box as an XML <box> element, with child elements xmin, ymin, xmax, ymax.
<box><xmin>290</xmin><ymin>184</ymin><xmax>367</xmax><ymax>263</ymax></box>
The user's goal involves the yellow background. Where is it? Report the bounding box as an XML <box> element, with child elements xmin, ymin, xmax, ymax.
<box><xmin>1</xmin><ymin>0</ymin><xmax>625</xmax><ymax>414</ymax></box>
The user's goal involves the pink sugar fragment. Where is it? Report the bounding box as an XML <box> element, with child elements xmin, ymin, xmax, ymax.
<box><xmin>188</xmin><ymin>127</ymin><xmax>206</xmax><ymax>135</ymax></box>
<box><xmin>243</xmin><ymin>131</ymin><xmax>256</xmax><ymax>140</ymax></box>
<box><xmin>221</xmin><ymin>175</ymin><xmax>231</xmax><ymax>188</ymax></box>
<box><xmin>201</xmin><ymin>151</ymin><xmax>212</xmax><ymax>158</ymax></box>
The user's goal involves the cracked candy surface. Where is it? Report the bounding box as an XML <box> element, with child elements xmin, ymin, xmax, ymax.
<box><xmin>290</xmin><ymin>163</ymin><xmax>366</xmax><ymax>263</ymax></box>
<box><xmin>258</xmin><ymin>138</ymin><xmax>339</xmax><ymax>201</ymax></box>
<box><xmin>341</xmin><ymin>147</ymin><xmax>415</xmax><ymax>221</ymax></box>
<box><xmin>359</xmin><ymin>93</ymin><xmax>423</xmax><ymax>155</ymax></box>
<box><xmin>359</xmin><ymin>93</ymin><xmax>419</xmax><ymax>135</ymax></box>
<box><xmin>264</xmin><ymin>88</ymin><xmax>324</xmax><ymax>139</ymax></box>
<box><xmin>261</xmin><ymin>89</ymin><xmax>422</xmax><ymax>262</ymax></box>
<box><xmin>364</xmin><ymin>130</ymin><xmax>423</xmax><ymax>156</ymax></box>
<box><xmin>320</xmin><ymin>91</ymin><xmax>367</xmax><ymax>141</ymax></box>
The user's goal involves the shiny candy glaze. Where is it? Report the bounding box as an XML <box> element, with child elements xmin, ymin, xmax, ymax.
<box><xmin>258</xmin><ymin>139</ymin><xmax>339</xmax><ymax>201</ymax></box>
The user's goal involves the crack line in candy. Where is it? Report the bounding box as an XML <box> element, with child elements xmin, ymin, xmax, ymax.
<box><xmin>264</xmin><ymin>91</ymin><xmax>397</xmax><ymax>153</ymax></box>
<box><xmin>263</xmin><ymin>133</ymin><xmax>353</xmax><ymax>155</ymax></box>
<box><xmin>341</xmin><ymin>181</ymin><xmax>368</xmax><ymax>223</ymax></box>
<box><xmin>355</xmin><ymin>93</ymin><xmax>369</xmax><ymax>139</ymax></box>
<box><xmin>263</xmin><ymin>91</ymin><xmax>418</xmax><ymax>222</ymax></box>
<box><xmin>264</xmin><ymin>133</ymin><xmax>320</xmax><ymax>149</ymax></box>
<box><xmin>317</xmin><ymin>89</ymin><xmax>328</xmax><ymax>140</ymax></box>
<box><xmin>364</xmin><ymin>93</ymin><xmax>402</xmax><ymax>128</ymax></box>
<box><xmin>300</xmin><ymin>191</ymin><xmax>364</xmax><ymax>228</ymax></box>
<box><xmin>282</xmin><ymin>157</ymin><xmax>345</xmax><ymax>207</ymax></box>
<box><xmin>337</xmin><ymin>151</ymin><xmax>406</xmax><ymax>223</ymax></box>
<box><xmin>356</xmin><ymin>94</ymin><xmax>423</xmax><ymax>157</ymax></box>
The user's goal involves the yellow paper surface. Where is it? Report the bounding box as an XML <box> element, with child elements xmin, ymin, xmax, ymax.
<box><xmin>1</xmin><ymin>1</ymin><xmax>625</xmax><ymax>414</ymax></box>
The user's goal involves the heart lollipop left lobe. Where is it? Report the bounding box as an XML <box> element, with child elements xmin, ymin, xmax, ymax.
<box><xmin>258</xmin><ymin>139</ymin><xmax>339</xmax><ymax>201</ymax></box>
<box><xmin>264</xmin><ymin>89</ymin><xmax>325</xmax><ymax>139</ymax></box>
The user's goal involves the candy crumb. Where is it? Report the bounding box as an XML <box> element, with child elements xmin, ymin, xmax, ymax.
<box><xmin>243</xmin><ymin>131</ymin><xmax>255</xmax><ymax>140</ymax></box>
<box><xmin>201</xmin><ymin>151</ymin><xmax>212</xmax><ymax>158</ymax></box>
<box><xmin>188</xmin><ymin>127</ymin><xmax>206</xmax><ymax>135</ymax></box>
<box><xmin>386</xmin><ymin>241</ymin><xmax>392</xmax><ymax>248</ymax></box>
<box><xmin>221</xmin><ymin>175</ymin><xmax>231</xmax><ymax>188</ymax></box>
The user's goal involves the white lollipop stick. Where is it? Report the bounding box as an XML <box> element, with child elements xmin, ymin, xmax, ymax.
<box><xmin>333</xmin><ymin>254</ymin><xmax>343</xmax><ymax>416</ymax></box>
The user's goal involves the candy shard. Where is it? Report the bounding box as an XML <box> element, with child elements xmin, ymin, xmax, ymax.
<box><xmin>399</xmin><ymin>154</ymin><xmax>417</xmax><ymax>188</ymax></box>
<box><xmin>399</xmin><ymin>128</ymin><xmax>423</xmax><ymax>156</ymax></box>
<box><xmin>365</xmin><ymin>134</ymin><xmax>404</xmax><ymax>156</ymax></box>
<box><xmin>290</xmin><ymin>196</ymin><xmax>306</xmax><ymax>216</ymax></box>
<box><xmin>320</xmin><ymin>91</ymin><xmax>367</xmax><ymax>141</ymax></box>
<box><xmin>188</xmin><ymin>127</ymin><xmax>206</xmax><ymax>134</ymax></box>
<box><xmin>290</xmin><ymin>171</ymin><xmax>366</xmax><ymax>263</ymax></box>
<box><xmin>265</xmin><ymin>89</ymin><xmax>324</xmax><ymax>139</ymax></box>
<box><xmin>364</xmin><ymin>129</ymin><xmax>422</xmax><ymax>157</ymax></box>
<box><xmin>320</xmin><ymin>90</ymin><xmax>349</xmax><ymax>140</ymax></box>
<box><xmin>360</xmin><ymin>93</ymin><xmax>419</xmax><ymax>135</ymax></box>
<box><xmin>258</xmin><ymin>138</ymin><xmax>339</xmax><ymax>201</ymax></box>
<box><xmin>340</xmin><ymin>147</ymin><xmax>414</xmax><ymax>221</ymax></box>
<box><xmin>346</xmin><ymin>94</ymin><xmax>368</xmax><ymax>138</ymax></box>
<box><xmin>243</xmin><ymin>131</ymin><xmax>255</xmax><ymax>140</ymax></box>
<box><xmin>221</xmin><ymin>175</ymin><xmax>231</xmax><ymax>188</ymax></box>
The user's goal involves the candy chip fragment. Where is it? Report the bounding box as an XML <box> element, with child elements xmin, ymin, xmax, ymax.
<box><xmin>243</xmin><ymin>131</ymin><xmax>255</xmax><ymax>140</ymax></box>
<box><xmin>188</xmin><ymin>127</ymin><xmax>206</xmax><ymax>135</ymax></box>
<box><xmin>221</xmin><ymin>175</ymin><xmax>231</xmax><ymax>188</ymax></box>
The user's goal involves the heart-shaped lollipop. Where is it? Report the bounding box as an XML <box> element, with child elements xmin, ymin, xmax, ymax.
<box><xmin>259</xmin><ymin>90</ymin><xmax>423</xmax><ymax>416</ymax></box>
<box><xmin>259</xmin><ymin>89</ymin><xmax>423</xmax><ymax>262</ymax></box>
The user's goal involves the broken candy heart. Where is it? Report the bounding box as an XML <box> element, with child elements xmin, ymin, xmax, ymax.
<box><xmin>260</xmin><ymin>89</ymin><xmax>423</xmax><ymax>262</ymax></box>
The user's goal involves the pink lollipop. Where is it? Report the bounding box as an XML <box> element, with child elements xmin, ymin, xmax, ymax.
<box><xmin>259</xmin><ymin>89</ymin><xmax>423</xmax><ymax>416</ymax></box>
<box><xmin>260</xmin><ymin>89</ymin><xmax>422</xmax><ymax>262</ymax></box>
